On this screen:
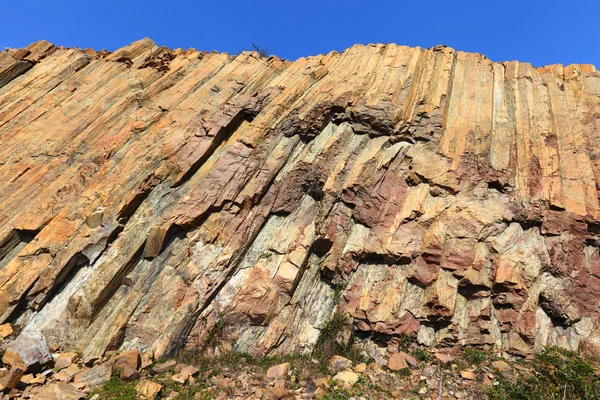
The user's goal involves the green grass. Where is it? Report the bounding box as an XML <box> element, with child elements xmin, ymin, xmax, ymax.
<box><xmin>487</xmin><ymin>346</ymin><xmax>600</xmax><ymax>400</ymax></box>
<box><xmin>86</xmin><ymin>376</ymin><xmax>137</xmax><ymax>400</ymax></box>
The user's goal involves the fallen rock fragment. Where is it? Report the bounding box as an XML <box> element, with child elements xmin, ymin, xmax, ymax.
<box><xmin>170</xmin><ymin>364</ymin><xmax>200</xmax><ymax>384</ymax></box>
<box><xmin>0</xmin><ymin>323</ymin><xmax>13</xmax><ymax>339</ymax></box>
<box><xmin>31</xmin><ymin>382</ymin><xmax>85</xmax><ymax>400</ymax></box>
<box><xmin>0</xmin><ymin>367</ymin><xmax>25</xmax><ymax>391</ymax></box>
<box><xmin>266</xmin><ymin>362</ymin><xmax>291</xmax><ymax>379</ymax></box>
<box><xmin>264</xmin><ymin>386</ymin><xmax>289</xmax><ymax>400</ymax></box>
<box><xmin>54</xmin><ymin>364</ymin><xmax>79</xmax><ymax>382</ymax></box>
<box><xmin>136</xmin><ymin>379</ymin><xmax>163</xmax><ymax>399</ymax></box>
<box><xmin>491</xmin><ymin>360</ymin><xmax>510</xmax><ymax>372</ymax></box>
<box><xmin>387</xmin><ymin>353</ymin><xmax>409</xmax><ymax>371</ymax></box>
<box><xmin>2</xmin><ymin>332</ymin><xmax>52</xmax><ymax>371</ymax></box>
<box><xmin>333</xmin><ymin>370</ymin><xmax>359</xmax><ymax>389</ymax></box>
<box><xmin>54</xmin><ymin>352</ymin><xmax>77</xmax><ymax>370</ymax></box>
<box><xmin>329</xmin><ymin>355</ymin><xmax>353</xmax><ymax>372</ymax></box>
<box><xmin>72</xmin><ymin>364</ymin><xmax>112</xmax><ymax>388</ymax></box>
<box><xmin>152</xmin><ymin>359</ymin><xmax>177</xmax><ymax>373</ymax></box>
<box><xmin>460</xmin><ymin>370</ymin><xmax>476</xmax><ymax>380</ymax></box>
<box><xmin>434</xmin><ymin>353</ymin><xmax>455</xmax><ymax>366</ymax></box>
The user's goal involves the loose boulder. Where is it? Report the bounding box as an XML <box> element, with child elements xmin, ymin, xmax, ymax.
<box><xmin>2</xmin><ymin>332</ymin><xmax>52</xmax><ymax>371</ymax></box>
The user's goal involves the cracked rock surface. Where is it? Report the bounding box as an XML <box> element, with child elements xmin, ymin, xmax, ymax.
<box><xmin>0</xmin><ymin>38</ymin><xmax>600</xmax><ymax>360</ymax></box>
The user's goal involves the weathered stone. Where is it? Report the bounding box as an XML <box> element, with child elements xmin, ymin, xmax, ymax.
<box><xmin>266</xmin><ymin>363</ymin><xmax>291</xmax><ymax>379</ymax></box>
<box><xmin>136</xmin><ymin>379</ymin><xmax>163</xmax><ymax>399</ymax></box>
<box><xmin>170</xmin><ymin>365</ymin><xmax>200</xmax><ymax>384</ymax></box>
<box><xmin>333</xmin><ymin>370</ymin><xmax>359</xmax><ymax>388</ymax></box>
<box><xmin>2</xmin><ymin>332</ymin><xmax>51</xmax><ymax>371</ymax></box>
<box><xmin>31</xmin><ymin>382</ymin><xmax>85</xmax><ymax>400</ymax></box>
<box><xmin>398</xmin><ymin>351</ymin><xmax>418</xmax><ymax>367</ymax></box>
<box><xmin>112</xmin><ymin>349</ymin><xmax>140</xmax><ymax>371</ymax></box>
<box><xmin>0</xmin><ymin>323</ymin><xmax>13</xmax><ymax>339</ymax></box>
<box><xmin>264</xmin><ymin>386</ymin><xmax>289</xmax><ymax>400</ymax></box>
<box><xmin>0</xmin><ymin>367</ymin><xmax>24</xmax><ymax>390</ymax></box>
<box><xmin>491</xmin><ymin>360</ymin><xmax>511</xmax><ymax>372</ymax></box>
<box><xmin>82</xmin><ymin>356</ymin><xmax>100</xmax><ymax>367</ymax></box>
<box><xmin>329</xmin><ymin>355</ymin><xmax>353</xmax><ymax>372</ymax></box>
<box><xmin>434</xmin><ymin>353</ymin><xmax>455</xmax><ymax>366</ymax></box>
<box><xmin>72</xmin><ymin>364</ymin><xmax>112</xmax><ymax>388</ymax></box>
<box><xmin>54</xmin><ymin>352</ymin><xmax>77</xmax><ymax>371</ymax></box>
<box><xmin>54</xmin><ymin>364</ymin><xmax>80</xmax><ymax>382</ymax></box>
<box><xmin>460</xmin><ymin>370</ymin><xmax>476</xmax><ymax>380</ymax></box>
<box><xmin>387</xmin><ymin>353</ymin><xmax>409</xmax><ymax>372</ymax></box>
<box><xmin>152</xmin><ymin>360</ymin><xmax>177</xmax><ymax>373</ymax></box>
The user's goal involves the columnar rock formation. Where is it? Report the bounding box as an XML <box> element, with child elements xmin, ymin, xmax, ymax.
<box><xmin>0</xmin><ymin>38</ymin><xmax>599</xmax><ymax>361</ymax></box>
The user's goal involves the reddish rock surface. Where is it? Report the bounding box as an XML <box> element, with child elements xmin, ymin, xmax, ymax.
<box><xmin>0</xmin><ymin>39</ymin><xmax>599</xmax><ymax>361</ymax></box>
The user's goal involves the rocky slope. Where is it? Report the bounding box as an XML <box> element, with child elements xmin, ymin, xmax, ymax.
<box><xmin>1</xmin><ymin>38</ymin><xmax>600</xmax><ymax>363</ymax></box>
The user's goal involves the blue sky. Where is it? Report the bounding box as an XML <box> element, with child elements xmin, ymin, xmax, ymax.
<box><xmin>2</xmin><ymin>0</ymin><xmax>599</xmax><ymax>67</ymax></box>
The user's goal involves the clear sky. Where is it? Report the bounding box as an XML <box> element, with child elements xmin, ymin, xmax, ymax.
<box><xmin>2</xmin><ymin>0</ymin><xmax>599</xmax><ymax>68</ymax></box>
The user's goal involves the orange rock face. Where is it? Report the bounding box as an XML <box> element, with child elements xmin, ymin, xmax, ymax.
<box><xmin>1</xmin><ymin>39</ymin><xmax>600</xmax><ymax>360</ymax></box>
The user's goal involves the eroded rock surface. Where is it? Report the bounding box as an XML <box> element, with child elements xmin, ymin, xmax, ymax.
<box><xmin>0</xmin><ymin>39</ymin><xmax>599</xmax><ymax>360</ymax></box>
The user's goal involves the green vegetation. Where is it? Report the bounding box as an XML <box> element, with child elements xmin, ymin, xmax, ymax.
<box><xmin>487</xmin><ymin>346</ymin><xmax>600</xmax><ymax>400</ymax></box>
<box><xmin>397</xmin><ymin>333</ymin><xmax>414</xmax><ymax>351</ymax></box>
<box><xmin>251</xmin><ymin>44</ymin><xmax>269</xmax><ymax>58</ymax></box>
<box><xmin>411</xmin><ymin>347</ymin><xmax>431</xmax><ymax>362</ymax></box>
<box><xmin>313</xmin><ymin>312</ymin><xmax>365</xmax><ymax>370</ymax></box>
<box><xmin>87</xmin><ymin>376</ymin><xmax>137</xmax><ymax>400</ymax></box>
<box><xmin>463</xmin><ymin>347</ymin><xmax>489</xmax><ymax>365</ymax></box>
<box><xmin>260</xmin><ymin>250</ymin><xmax>273</xmax><ymax>259</ymax></box>
<box><xmin>332</xmin><ymin>282</ymin><xmax>346</xmax><ymax>303</ymax></box>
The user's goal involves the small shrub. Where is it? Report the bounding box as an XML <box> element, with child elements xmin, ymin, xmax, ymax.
<box><xmin>332</xmin><ymin>282</ymin><xmax>346</xmax><ymax>303</ymax></box>
<box><xmin>397</xmin><ymin>333</ymin><xmax>414</xmax><ymax>351</ymax></box>
<box><xmin>251</xmin><ymin>44</ymin><xmax>269</xmax><ymax>58</ymax></box>
<box><xmin>487</xmin><ymin>346</ymin><xmax>600</xmax><ymax>400</ymax></box>
<box><xmin>313</xmin><ymin>312</ymin><xmax>364</xmax><ymax>370</ymax></box>
<box><xmin>463</xmin><ymin>347</ymin><xmax>488</xmax><ymax>365</ymax></box>
<box><xmin>411</xmin><ymin>347</ymin><xmax>431</xmax><ymax>362</ymax></box>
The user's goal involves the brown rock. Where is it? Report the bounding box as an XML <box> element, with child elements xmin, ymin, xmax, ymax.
<box><xmin>354</xmin><ymin>363</ymin><xmax>367</xmax><ymax>373</ymax></box>
<box><xmin>264</xmin><ymin>386</ymin><xmax>289</xmax><ymax>400</ymax></box>
<box><xmin>2</xmin><ymin>332</ymin><xmax>52</xmax><ymax>371</ymax></box>
<box><xmin>31</xmin><ymin>382</ymin><xmax>85</xmax><ymax>400</ymax></box>
<box><xmin>314</xmin><ymin>387</ymin><xmax>326</xmax><ymax>398</ymax></box>
<box><xmin>398</xmin><ymin>351</ymin><xmax>418</xmax><ymax>367</ymax></box>
<box><xmin>54</xmin><ymin>352</ymin><xmax>77</xmax><ymax>370</ymax></box>
<box><xmin>314</xmin><ymin>377</ymin><xmax>330</xmax><ymax>389</ymax></box>
<box><xmin>266</xmin><ymin>363</ymin><xmax>291</xmax><ymax>379</ymax></box>
<box><xmin>152</xmin><ymin>359</ymin><xmax>177</xmax><ymax>373</ymax></box>
<box><xmin>434</xmin><ymin>353</ymin><xmax>455</xmax><ymax>366</ymax></box>
<box><xmin>387</xmin><ymin>353</ymin><xmax>409</xmax><ymax>371</ymax></box>
<box><xmin>460</xmin><ymin>370</ymin><xmax>476</xmax><ymax>380</ymax></box>
<box><xmin>170</xmin><ymin>365</ymin><xmax>200</xmax><ymax>384</ymax></box>
<box><xmin>0</xmin><ymin>367</ymin><xmax>25</xmax><ymax>391</ymax></box>
<box><xmin>12</xmin><ymin>49</ymin><xmax>32</xmax><ymax>60</ymax></box>
<box><xmin>81</xmin><ymin>356</ymin><xmax>100</xmax><ymax>367</ymax></box>
<box><xmin>113</xmin><ymin>349</ymin><xmax>140</xmax><ymax>371</ymax></box>
<box><xmin>491</xmin><ymin>360</ymin><xmax>510</xmax><ymax>372</ymax></box>
<box><xmin>72</xmin><ymin>364</ymin><xmax>112</xmax><ymax>388</ymax></box>
<box><xmin>140</xmin><ymin>353</ymin><xmax>153</xmax><ymax>369</ymax></box>
<box><xmin>136</xmin><ymin>379</ymin><xmax>163</xmax><ymax>399</ymax></box>
<box><xmin>333</xmin><ymin>370</ymin><xmax>359</xmax><ymax>388</ymax></box>
<box><xmin>20</xmin><ymin>373</ymin><xmax>36</xmax><ymax>385</ymax></box>
<box><xmin>54</xmin><ymin>364</ymin><xmax>80</xmax><ymax>382</ymax></box>
<box><xmin>329</xmin><ymin>355</ymin><xmax>353</xmax><ymax>372</ymax></box>
<box><xmin>0</xmin><ymin>323</ymin><xmax>13</xmax><ymax>339</ymax></box>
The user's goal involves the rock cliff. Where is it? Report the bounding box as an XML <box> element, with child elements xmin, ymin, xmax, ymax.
<box><xmin>1</xmin><ymin>38</ymin><xmax>600</xmax><ymax>361</ymax></box>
